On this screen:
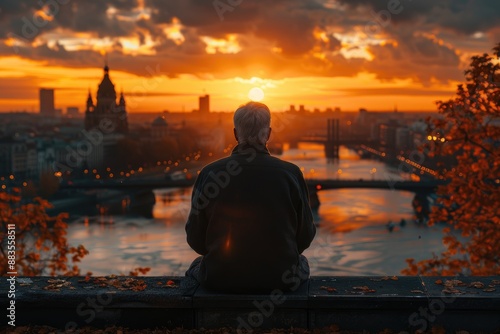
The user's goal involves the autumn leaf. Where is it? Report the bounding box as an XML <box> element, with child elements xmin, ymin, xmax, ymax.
<box><xmin>352</xmin><ymin>286</ymin><xmax>376</xmax><ymax>293</ymax></box>
<box><xmin>442</xmin><ymin>288</ymin><xmax>461</xmax><ymax>294</ymax></box>
<box><xmin>469</xmin><ymin>281</ymin><xmax>485</xmax><ymax>289</ymax></box>
<box><xmin>402</xmin><ymin>43</ymin><xmax>500</xmax><ymax>277</ymax></box>
<box><xmin>320</xmin><ymin>286</ymin><xmax>337</xmax><ymax>293</ymax></box>
<box><xmin>0</xmin><ymin>191</ymin><xmax>88</xmax><ymax>276</ymax></box>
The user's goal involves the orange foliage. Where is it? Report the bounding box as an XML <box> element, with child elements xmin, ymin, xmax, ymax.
<box><xmin>129</xmin><ymin>267</ymin><xmax>151</xmax><ymax>276</ymax></box>
<box><xmin>0</xmin><ymin>188</ymin><xmax>88</xmax><ymax>276</ymax></box>
<box><xmin>403</xmin><ymin>44</ymin><xmax>500</xmax><ymax>276</ymax></box>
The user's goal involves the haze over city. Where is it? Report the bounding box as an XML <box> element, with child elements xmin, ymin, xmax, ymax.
<box><xmin>1</xmin><ymin>0</ymin><xmax>499</xmax><ymax>113</ymax></box>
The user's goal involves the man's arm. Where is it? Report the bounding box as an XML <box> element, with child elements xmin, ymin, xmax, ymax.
<box><xmin>295</xmin><ymin>171</ymin><xmax>316</xmax><ymax>254</ymax></box>
<box><xmin>185</xmin><ymin>172</ymin><xmax>209</xmax><ymax>255</ymax></box>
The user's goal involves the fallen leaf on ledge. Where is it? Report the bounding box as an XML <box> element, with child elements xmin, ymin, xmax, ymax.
<box><xmin>469</xmin><ymin>281</ymin><xmax>485</xmax><ymax>289</ymax></box>
<box><xmin>320</xmin><ymin>286</ymin><xmax>337</xmax><ymax>293</ymax></box>
<box><xmin>442</xmin><ymin>288</ymin><xmax>461</xmax><ymax>294</ymax></box>
<box><xmin>445</xmin><ymin>279</ymin><xmax>466</xmax><ymax>287</ymax></box>
<box><xmin>44</xmin><ymin>279</ymin><xmax>72</xmax><ymax>291</ymax></box>
<box><xmin>89</xmin><ymin>277</ymin><xmax>148</xmax><ymax>291</ymax></box>
<box><xmin>353</xmin><ymin>286</ymin><xmax>376</xmax><ymax>293</ymax></box>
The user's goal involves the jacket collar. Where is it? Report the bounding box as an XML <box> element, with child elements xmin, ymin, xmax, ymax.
<box><xmin>231</xmin><ymin>143</ymin><xmax>270</xmax><ymax>156</ymax></box>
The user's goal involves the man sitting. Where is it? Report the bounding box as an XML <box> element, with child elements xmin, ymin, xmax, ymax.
<box><xmin>185</xmin><ymin>101</ymin><xmax>316</xmax><ymax>293</ymax></box>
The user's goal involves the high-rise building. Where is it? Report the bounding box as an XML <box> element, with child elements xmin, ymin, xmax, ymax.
<box><xmin>39</xmin><ymin>88</ymin><xmax>55</xmax><ymax>116</ymax></box>
<box><xmin>396</xmin><ymin>127</ymin><xmax>411</xmax><ymax>151</ymax></box>
<box><xmin>379</xmin><ymin>119</ymin><xmax>399</xmax><ymax>149</ymax></box>
<box><xmin>199</xmin><ymin>94</ymin><xmax>210</xmax><ymax>113</ymax></box>
<box><xmin>85</xmin><ymin>63</ymin><xmax>128</xmax><ymax>133</ymax></box>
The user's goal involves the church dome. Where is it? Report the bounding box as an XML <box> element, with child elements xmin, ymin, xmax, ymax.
<box><xmin>97</xmin><ymin>65</ymin><xmax>116</xmax><ymax>100</ymax></box>
<box><xmin>152</xmin><ymin>116</ymin><xmax>168</xmax><ymax>127</ymax></box>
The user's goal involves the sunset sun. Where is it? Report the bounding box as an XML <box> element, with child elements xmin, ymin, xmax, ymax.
<box><xmin>248</xmin><ymin>87</ymin><xmax>265</xmax><ymax>102</ymax></box>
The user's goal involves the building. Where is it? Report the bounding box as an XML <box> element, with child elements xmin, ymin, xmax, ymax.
<box><xmin>37</xmin><ymin>143</ymin><xmax>56</xmax><ymax>176</ymax></box>
<box><xmin>26</xmin><ymin>142</ymin><xmax>38</xmax><ymax>179</ymax></box>
<box><xmin>67</xmin><ymin>107</ymin><xmax>79</xmax><ymax>116</ymax></box>
<box><xmin>395</xmin><ymin>127</ymin><xmax>411</xmax><ymax>151</ymax></box>
<box><xmin>0</xmin><ymin>137</ymin><xmax>28</xmax><ymax>178</ymax></box>
<box><xmin>39</xmin><ymin>88</ymin><xmax>55</xmax><ymax>116</ymax></box>
<box><xmin>199</xmin><ymin>95</ymin><xmax>210</xmax><ymax>113</ymax></box>
<box><xmin>85</xmin><ymin>63</ymin><xmax>128</xmax><ymax>134</ymax></box>
<box><xmin>151</xmin><ymin>116</ymin><xmax>168</xmax><ymax>139</ymax></box>
<box><xmin>379</xmin><ymin>119</ymin><xmax>399</xmax><ymax>149</ymax></box>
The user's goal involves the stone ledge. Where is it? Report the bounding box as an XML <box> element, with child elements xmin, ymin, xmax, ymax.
<box><xmin>1</xmin><ymin>276</ymin><xmax>499</xmax><ymax>332</ymax></box>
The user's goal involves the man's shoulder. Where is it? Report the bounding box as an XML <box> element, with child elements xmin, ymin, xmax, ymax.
<box><xmin>200</xmin><ymin>154</ymin><xmax>301</xmax><ymax>176</ymax></box>
<box><xmin>201</xmin><ymin>155</ymin><xmax>237</xmax><ymax>171</ymax></box>
<box><xmin>198</xmin><ymin>156</ymin><xmax>242</xmax><ymax>179</ymax></box>
<box><xmin>264</xmin><ymin>155</ymin><xmax>302</xmax><ymax>174</ymax></box>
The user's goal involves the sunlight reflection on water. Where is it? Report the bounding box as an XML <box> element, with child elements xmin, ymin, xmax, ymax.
<box><xmin>67</xmin><ymin>144</ymin><xmax>445</xmax><ymax>276</ymax></box>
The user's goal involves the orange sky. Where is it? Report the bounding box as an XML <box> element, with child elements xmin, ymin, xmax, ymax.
<box><xmin>0</xmin><ymin>1</ymin><xmax>498</xmax><ymax>113</ymax></box>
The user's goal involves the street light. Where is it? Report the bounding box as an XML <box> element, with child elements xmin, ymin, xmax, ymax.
<box><xmin>370</xmin><ymin>168</ymin><xmax>377</xmax><ymax>180</ymax></box>
<box><xmin>337</xmin><ymin>169</ymin><xmax>342</xmax><ymax>180</ymax></box>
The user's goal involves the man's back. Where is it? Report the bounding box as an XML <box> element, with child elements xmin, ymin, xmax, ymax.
<box><xmin>186</xmin><ymin>143</ymin><xmax>315</xmax><ymax>293</ymax></box>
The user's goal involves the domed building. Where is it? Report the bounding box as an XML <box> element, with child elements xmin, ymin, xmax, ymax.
<box><xmin>151</xmin><ymin>116</ymin><xmax>168</xmax><ymax>139</ymax></box>
<box><xmin>85</xmin><ymin>63</ymin><xmax>128</xmax><ymax>134</ymax></box>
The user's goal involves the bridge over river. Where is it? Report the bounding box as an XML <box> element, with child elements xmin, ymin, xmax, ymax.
<box><xmin>60</xmin><ymin>177</ymin><xmax>443</xmax><ymax>215</ymax></box>
<box><xmin>60</xmin><ymin>178</ymin><xmax>444</xmax><ymax>192</ymax></box>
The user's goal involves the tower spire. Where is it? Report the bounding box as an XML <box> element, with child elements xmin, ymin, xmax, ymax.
<box><xmin>119</xmin><ymin>87</ymin><xmax>126</xmax><ymax>107</ymax></box>
<box><xmin>104</xmin><ymin>52</ymin><xmax>109</xmax><ymax>74</ymax></box>
<box><xmin>86</xmin><ymin>88</ymin><xmax>94</xmax><ymax>112</ymax></box>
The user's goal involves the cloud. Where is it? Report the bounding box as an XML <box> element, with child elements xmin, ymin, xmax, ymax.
<box><xmin>364</xmin><ymin>32</ymin><xmax>463</xmax><ymax>83</ymax></box>
<box><xmin>254</xmin><ymin>12</ymin><xmax>317</xmax><ymax>56</ymax></box>
<box><xmin>0</xmin><ymin>0</ymin><xmax>139</xmax><ymax>40</ymax></box>
<box><xmin>0</xmin><ymin>0</ymin><xmax>498</xmax><ymax>84</ymax></box>
<box><xmin>337</xmin><ymin>0</ymin><xmax>500</xmax><ymax>35</ymax></box>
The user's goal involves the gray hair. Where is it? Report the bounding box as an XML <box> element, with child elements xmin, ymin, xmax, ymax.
<box><xmin>233</xmin><ymin>102</ymin><xmax>271</xmax><ymax>145</ymax></box>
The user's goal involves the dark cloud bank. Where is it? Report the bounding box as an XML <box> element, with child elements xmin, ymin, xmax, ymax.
<box><xmin>0</xmin><ymin>0</ymin><xmax>498</xmax><ymax>82</ymax></box>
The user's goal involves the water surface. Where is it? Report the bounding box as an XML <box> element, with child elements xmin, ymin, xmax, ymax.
<box><xmin>67</xmin><ymin>144</ymin><xmax>445</xmax><ymax>276</ymax></box>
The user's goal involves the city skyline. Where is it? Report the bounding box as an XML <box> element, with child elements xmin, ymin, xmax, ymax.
<box><xmin>0</xmin><ymin>1</ymin><xmax>499</xmax><ymax>113</ymax></box>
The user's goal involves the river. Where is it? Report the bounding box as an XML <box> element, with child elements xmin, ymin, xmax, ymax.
<box><xmin>67</xmin><ymin>143</ymin><xmax>445</xmax><ymax>276</ymax></box>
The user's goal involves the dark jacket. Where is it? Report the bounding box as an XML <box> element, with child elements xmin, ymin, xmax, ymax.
<box><xmin>185</xmin><ymin>143</ymin><xmax>316</xmax><ymax>293</ymax></box>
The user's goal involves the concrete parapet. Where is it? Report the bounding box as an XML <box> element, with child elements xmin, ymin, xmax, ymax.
<box><xmin>1</xmin><ymin>276</ymin><xmax>499</xmax><ymax>332</ymax></box>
